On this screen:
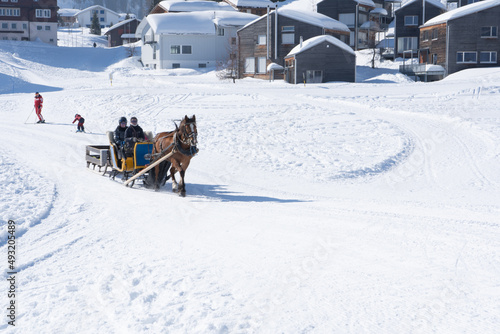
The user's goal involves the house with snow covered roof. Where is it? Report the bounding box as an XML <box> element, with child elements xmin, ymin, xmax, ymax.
<box><xmin>150</xmin><ymin>0</ymin><xmax>236</xmax><ymax>14</ymax></box>
<box><xmin>317</xmin><ymin>0</ymin><xmax>387</xmax><ymax>49</ymax></box>
<box><xmin>0</xmin><ymin>0</ymin><xmax>58</xmax><ymax>44</ymax></box>
<box><xmin>136</xmin><ymin>11</ymin><xmax>257</xmax><ymax>70</ymax></box>
<box><xmin>58</xmin><ymin>9</ymin><xmax>80</xmax><ymax>27</ymax></box>
<box><xmin>394</xmin><ymin>0</ymin><xmax>445</xmax><ymax>56</ymax></box>
<box><xmin>75</xmin><ymin>5</ymin><xmax>121</xmax><ymax>29</ymax></box>
<box><xmin>104</xmin><ymin>18</ymin><xmax>141</xmax><ymax>47</ymax></box>
<box><xmin>223</xmin><ymin>0</ymin><xmax>277</xmax><ymax>16</ymax></box>
<box><xmin>284</xmin><ymin>35</ymin><xmax>356</xmax><ymax>84</ymax></box>
<box><xmin>418</xmin><ymin>0</ymin><xmax>500</xmax><ymax>76</ymax></box>
<box><xmin>237</xmin><ymin>9</ymin><xmax>350</xmax><ymax>80</ymax></box>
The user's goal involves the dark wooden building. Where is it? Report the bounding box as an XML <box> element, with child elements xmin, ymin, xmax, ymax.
<box><xmin>394</xmin><ymin>0</ymin><xmax>445</xmax><ymax>56</ymax></box>
<box><xmin>237</xmin><ymin>8</ymin><xmax>350</xmax><ymax>79</ymax></box>
<box><xmin>284</xmin><ymin>35</ymin><xmax>356</xmax><ymax>84</ymax></box>
<box><xmin>419</xmin><ymin>0</ymin><xmax>500</xmax><ymax>76</ymax></box>
<box><xmin>0</xmin><ymin>0</ymin><xmax>58</xmax><ymax>44</ymax></box>
<box><xmin>104</xmin><ymin>18</ymin><xmax>141</xmax><ymax>47</ymax></box>
<box><xmin>318</xmin><ymin>0</ymin><xmax>386</xmax><ymax>49</ymax></box>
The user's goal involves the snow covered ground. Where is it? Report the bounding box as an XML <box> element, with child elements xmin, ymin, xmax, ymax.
<box><xmin>0</xmin><ymin>29</ymin><xmax>499</xmax><ymax>333</ymax></box>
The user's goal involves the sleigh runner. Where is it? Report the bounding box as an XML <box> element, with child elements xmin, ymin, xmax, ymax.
<box><xmin>85</xmin><ymin>115</ymin><xmax>198</xmax><ymax>196</ymax></box>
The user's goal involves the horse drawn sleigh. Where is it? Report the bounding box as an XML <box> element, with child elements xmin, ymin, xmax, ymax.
<box><xmin>85</xmin><ymin>115</ymin><xmax>198</xmax><ymax>196</ymax></box>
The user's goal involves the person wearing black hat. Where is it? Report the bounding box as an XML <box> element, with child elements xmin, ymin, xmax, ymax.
<box><xmin>114</xmin><ymin>116</ymin><xmax>128</xmax><ymax>146</ymax></box>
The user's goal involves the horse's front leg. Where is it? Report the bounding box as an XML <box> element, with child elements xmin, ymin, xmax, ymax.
<box><xmin>179</xmin><ymin>159</ymin><xmax>190</xmax><ymax>197</ymax></box>
<box><xmin>170</xmin><ymin>159</ymin><xmax>182</xmax><ymax>193</ymax></box>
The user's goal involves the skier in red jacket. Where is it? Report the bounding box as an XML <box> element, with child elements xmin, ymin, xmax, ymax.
<box><xmin>34</xmin><ymin>92</ymin><xmax>45</xmax><ymax>123</ymax></box>
<box><xmin>73</xmin><ymin>114</ymin><xmax>85</xmax><ymax>132</ymax></box>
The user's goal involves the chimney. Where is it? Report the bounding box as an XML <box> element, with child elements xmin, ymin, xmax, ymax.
<box><xmin>300</xmin><ymin>36</ymin><xmax>303</xmax><ymax>48</ymax></box>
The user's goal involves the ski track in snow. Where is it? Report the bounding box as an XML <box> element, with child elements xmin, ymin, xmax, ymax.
<box><xmin>1</xmin><ymin>34</ymin><xmax>499</xmax><ymax>333</ymax></box>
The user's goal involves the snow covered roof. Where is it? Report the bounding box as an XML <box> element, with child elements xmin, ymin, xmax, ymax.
<box><xmin>76</xmin><ymin>5</ymin><xmax>120</xmax><ymax>17</ymax></box>
<box><xmin>104</xmin><ymin>18</ymin><xmax>140</xmax><ymax>35</ymax></box>
<box><xmin>354</xmin><ymin>0</ymin><xmax>376</xmax><ymax>8</ymax></box>
<box><xmin>241</xmin><ymin>9</ymin><xmax>349</xmax><ymax>33</ymax></box>
<box><xmin>422</xmin><ymin>0</ymin><xmax>500</xmax><ymax>27</ymax></box>
<box><xmin>157</xmin><ymin>0</ymin><xmax>236</xmax><ymax>12</ymax></box>
<box><xmin>147</xmin><ymin>11</ymin><xmax>258</xmax><ymax>35</ymax></box>
<box><xmin>286</xmin><ymin>35</ymin><xmax>355</xmax><ymax>57</ymax></box>
<box><xmin>371</xmin><ymin>7</ymin><xmax>388</xmax><ymax>15</ymax></box>
<box><xmin>397</xmin><ymin>0</ymin><xmax>446</xmax><ymax>12</ymax></box>
<box><xmin>58</xmin><ymin>8</ymin><xmax>80</xmax><ymax>17</ymax></box>
<box><xmin>225</xmin><ymin>0</ymin><xmax>277</xmax><ymax>8</ymax></box>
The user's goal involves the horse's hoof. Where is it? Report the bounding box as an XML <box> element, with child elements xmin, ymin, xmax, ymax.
<box><xmin>179</xmin><ymin>191</ymin><xmax>186</xmax><ymax>197</ymax></box>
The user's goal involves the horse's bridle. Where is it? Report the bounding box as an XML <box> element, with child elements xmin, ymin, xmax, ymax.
<box><xmin>180</xmin><ymin>121</ymin><xmax>197</xmax><ymax>146</ymax></box>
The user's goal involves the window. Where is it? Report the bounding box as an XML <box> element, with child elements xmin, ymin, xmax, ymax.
<box><xmin>432</xmin><ymin>28</ymin><xmax>438</xmax><ymax>40</ymax></box>
<box><xmin>404</xmin><ymin>15</ymin><xmax>418</xmax><ymax>26</ymax></box>
<box><xmin>37</xmin><ymin>25</ymin><xmax>42</xmax><ymax>30</ymax></box>
<box><xmin>171</xmin><ymin>45</ymin><xmax>192</xmax><ymax>54</ymax></box>
<box><xmin>481</xmin><ymin>26</ymin><xmax>498</xmax><ymax>38</ymax></box>
<box><xmin>1</xmin><ymin>23</ymin><xmax>7</xmax><ymax>29</ymax></box>
<box><xmin>0</xmin><ymin>8</ymin><xmax>20</xmax><ymax>16</ymax></box>
<box><xmin>231</xmin><ymin>37</ymin><xmax>236</xmax><ymax>45</ymax></box>
<box><xmin>45</xmin><ymin>25</ymin><xmax>50</xmax><ymax>30</ymax></box>
<box><xmin>198</xmin><ymin>63</ymin><xmax>207</xmax><ymax>68</ymax></box>
<box><xmin>258</xmin><ymin>35</ymin><xmax>266</xmax><ymax>45</ymax></box>
<box><xmin>282</xmin><ymin>26</ymin><xmax>295</xmax><ymax>44</ymax></box>
<box><xmin>100</xmin><ymin>10</ymin><xmax>104</xmax><ymax>14</ymax></box>
<box><xmin>306</xmin><ymin>70</ymin><xmax>323</xmax><ymax>83</ymax></box>
<box><xmin>432</xmin><ymin>54</ymin><xmax>437</xmax><ymax>65</ymax></box>
<box><xmin>339</xmin><ymin>13</ymin><xmax>355</xmax><ymax>27</ymax></box>
<box><xmin>11</xmin><ymin>23</ymin><xmax>16</xmax><ymax>29</ymax></box>
<box><xmin>422</xmin><ymin>30</ymin><xmax>429</xmax><ymax>41</ymax></box>
<box><xmin>11</xmin><ymin>0</ymin><xmax>17</xmax><ymax>2</ymax></box>
<box><xmin>172</xmin><ymin>63</ymin><xmax>180</xmax><ymax>69</ymax></box>
<box><xmin>36</xmin><ymin>9</ymin><xmax>51</xmax><ymax>18</ymax></box>
<box><xmin>245</xmin><ymin>57</ymin><xmax>255</xmax><ymax>73</ymax></box>
<box><xmin>23</xmin><ymin>23</ymin><xmax>27</xmax><ymax>29</ymax></box>
<box><xmin>100</xmin><ymin>18</ymin><xmax>104</xmax><ymax>22</ymax></box>
<box><xmin>217</xmin><ymin>26</ymin><xmax>224</xmax><ymax>36</ymax></box>
<box><xmin>480</xmin><ymin>51</ymin><xmax>497</xmax><ymax>63</ymax></box>
<box><xmin>257</xmin><ymin>57</ymin><xmax>266</xmax><ymax>74</ymax></box>
<box><xmin>397</xmin><ymin>37</ymin><xmax>418</xmax><ymax>53</ymax></box>
<box><xmin>170</xmin><ymin>45</ymin><xmax>180</xmax><ymax>54</ymax></box>
<box><xmin>457</xmin><ymin>51</ymin><xmax>477</xmax><ymax>63</ymax></box>
<box><xmin>92</xmin><ymin>10</ymin><xmax>97</xmax><ymax>14</ymax></box>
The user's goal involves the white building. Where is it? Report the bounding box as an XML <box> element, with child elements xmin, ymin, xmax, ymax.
<box><xmin>75</xmin><ymin>5</ymin><xmax>121</xmax><ymax>29</ymax></box>
<box><xmin>137</xmin><ymin>11</ymin><xmax>257</xmax><ymax>70</ymax></box>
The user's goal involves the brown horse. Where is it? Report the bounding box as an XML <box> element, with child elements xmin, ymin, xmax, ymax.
<box><xmin>146</xmin><ymin>115</ymin><xmax>198</xmax><ymax>196</ymax></box>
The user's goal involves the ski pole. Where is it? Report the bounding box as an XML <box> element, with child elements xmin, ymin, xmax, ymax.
<box><xmin>24</xmin><ymin>107</ymin><xmax>35</xmax><ymax>124</ymax></box>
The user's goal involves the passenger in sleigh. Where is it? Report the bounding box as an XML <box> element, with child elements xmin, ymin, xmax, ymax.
<box><xmin>114</xmin><ymin>117</ymin><xmax>128</xmax><ymax>159</ymax></box>
<box><xmin>123</xmin><ymin>117</ymin><xmax>147</xmax><ymax>157</ymax></box>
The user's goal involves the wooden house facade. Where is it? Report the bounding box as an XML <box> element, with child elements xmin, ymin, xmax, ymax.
<box><xmin>0</xmin><ymin>0</ymin><xmax>58</xmax><ymax>44</ymax></box>
<box><xmin>284</xmin><ymin>35</ymin><xmax>356</xmax><ymax>84</ymax></box>
<box><xmin>317</xmin><ymin>0</ymin><xmax>379</xmax><ymax>49</ymax></box>
<box><xmin>104</xmin><ymin>18</ymin><xmax>141</xmax><ymax>47</ymax></box>
<box><xmin>394</xmin><ymin>0</ymin><xmax>445</xmax><ymax>56</ymax></box>
<box><xmin>237</xmin><ymin>9</ymin><xmax>350</xmax><ymax>80</ymax></box>
<box><xmin>419</xmin><ymin>0</ymin><xmax>500</xmax><ymax>76</ymax></box>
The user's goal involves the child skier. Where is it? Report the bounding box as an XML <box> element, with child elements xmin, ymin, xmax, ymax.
<box><xmin>73</xmin><ymin>114</ymin><xmax>85</xmax><ymax>132</ymax></box>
